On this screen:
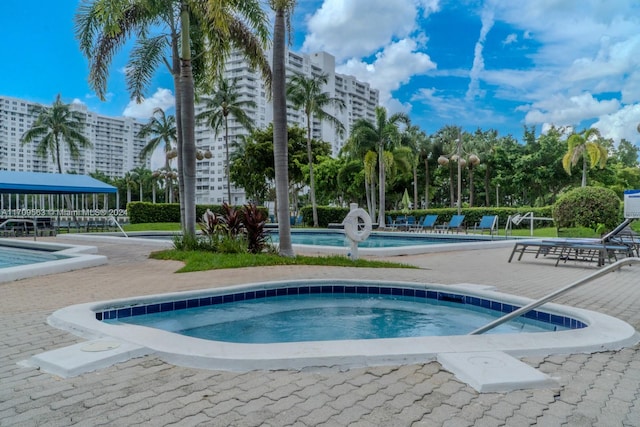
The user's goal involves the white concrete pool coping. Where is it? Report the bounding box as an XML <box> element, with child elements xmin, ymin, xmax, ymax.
<box><xmin>0</xmin><ymin>238</ymin><xmax>107</xmax><ymax>283</ymax></box>
<box><xmin>57</xmin><ymin>230</ymin><xmax>519</xmax><ymax>256</ymax></box>
<box><xmin>45</xmin><ymin>280</ymin><xmax>639</xmax><ymax>373</ymax></box>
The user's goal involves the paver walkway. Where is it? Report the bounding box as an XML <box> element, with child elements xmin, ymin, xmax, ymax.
<box><xmin>1</xmin><ymin>237</ymin><xmax>640</xmax><ymax>426</ymax></box>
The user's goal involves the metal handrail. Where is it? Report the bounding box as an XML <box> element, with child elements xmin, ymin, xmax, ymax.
<box><xmin>109</xmin><ymin>215</ymin><xmax>128</xmax><ymax>238</ymax></box>
<box><xmin>469</xmin><ymin>257</ymin><xmax>640</xmax><ymax>335</ymax></box>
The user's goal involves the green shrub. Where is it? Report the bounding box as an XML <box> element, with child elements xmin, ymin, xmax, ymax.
<box><xmin>552</xmin><ymin>187</ymin><xmax>621</xmax><ymax>231</ymax></box>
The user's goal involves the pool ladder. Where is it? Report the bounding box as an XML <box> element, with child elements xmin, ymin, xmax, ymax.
<box><xmin>469</xmin><ymin>257</ymin><xmax>640</xmax><ymax>335</ymax></box>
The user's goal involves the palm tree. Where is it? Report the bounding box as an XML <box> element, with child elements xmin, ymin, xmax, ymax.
<box><xmin>21</xmin><ymin>94</ymin><xmax>93</xmax><ymax>174</ymax></box>
<box><xmin>287</xmin><ymin>73</ymin><xmax>345</xmax><ymax>227</ymax></box>
<box><xmin>137</xmin><ymin>107</ymin><xmax>177</xmax><ymax>171</ymax></box>
<box><xmin>342</xmin><ymin>134</ymin><xmax>378</xmax><ymax>218</ymax></box>
<box><xmin>197</xmin><ymin>77</ymin><xmax>256</xmax><ymax>204</ymax></box>
<box><xmin>562</xmin><ymin>128</ymin><xmax>608</xmax><ymax>187</ymax></box>
<box><xmin>350</xmin><ymin>106</ymin><xmax>409</xmax><ymax>227</ymax></box>
<box><xmin>76</xmin><ymin>0</ymin><xmax>271</xmax><ymax>237</ymax></box>
<box><xmin>270</xmin><ymin>0</ymin><xmax>297</xmax><ymax>257</ymax></box>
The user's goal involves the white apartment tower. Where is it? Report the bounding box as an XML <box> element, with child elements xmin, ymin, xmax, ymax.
<box><xmin>195</xmin><ymin>49</ymin><xmax>379</xmax><ymax>205</ymax></box>
<box><xmin>0</xmin><ymin>95</ymin><xmax>149</xmax><ymax>179</ymax></box>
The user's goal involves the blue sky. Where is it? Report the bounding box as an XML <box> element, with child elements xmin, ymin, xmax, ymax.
<box><xmin>2</xmin><ymin>0</ymin><xmax>640</xmax><ymax>148</ymax></box>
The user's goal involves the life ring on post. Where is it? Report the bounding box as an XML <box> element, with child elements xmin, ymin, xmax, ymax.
<box><xmin>343</xmin><ymin>208</ymin><xmax>373</xmax><ymax>242</ymax></box>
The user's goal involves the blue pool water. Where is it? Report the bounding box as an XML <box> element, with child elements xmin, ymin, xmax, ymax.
<box><xmin>106</xmin><ymin>292</ymin><xmax>566</xmax><ymax>344</ymax></box>
<box><xmin>0</xmin><ymin>246</ymin><xmax>67</xmax><ymax>268</ymax></box>
<box><xmin>267</xmin><ymin>230</ymin><xmax>496</xmax><ymax>248</ymax></box>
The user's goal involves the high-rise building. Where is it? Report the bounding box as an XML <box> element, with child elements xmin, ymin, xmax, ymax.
<box><xmin>0</xmin><ymin>95</ymin><xmax>149</xmax><ymax>179</ymax></box>
<box><xmin>194</xmin><ymin>49</ymin><xmax>379</xmax><ymax>205</ymax></box>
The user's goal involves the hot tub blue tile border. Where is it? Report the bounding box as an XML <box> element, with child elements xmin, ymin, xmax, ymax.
<box><xmin>97</xmin><ymin>284</ymin><xmax>586</xmax><ymax>329</ymax></box>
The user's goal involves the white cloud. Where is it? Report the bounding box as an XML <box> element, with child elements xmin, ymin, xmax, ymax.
<box><xmin>524</xmin><ymin>93</ymin><xmax>621</xmax><ymax>126</ymax></box>
<box><xmin>466</xmin><ymin>7</ymin><xmax>494</xmax><ymax>100</ymax></box>
<box><xmin>122</xmin><ymin>88</ymin><xmax>175</xmax><ymax>119</ymax></box>
<box><xmin>503</xmin><ymin>33</ymin><xmax>517</xmax><ymax>45</ymax></box>
<box><xmin>592</xmin><ymin>103</ymin><xmax>640</xmax><ymax>145</ymax></box>
<box><xmin>302</xmin><ymin>0</ymin><xmax>417</xmax><ymax>61</ymax></box>
<box><xmin>337</xmin><ymin>38</ymin><xmax>436</xmax><ymax>109</ymax></box>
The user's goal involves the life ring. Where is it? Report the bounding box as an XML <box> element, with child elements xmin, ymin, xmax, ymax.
<box><xmin>343</xmin><ymin>208</ymin><xmax>373</xmax><ymax>242</ymax></box>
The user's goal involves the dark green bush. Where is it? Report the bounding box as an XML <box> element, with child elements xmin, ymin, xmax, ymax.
<box><xmin>128</xmin><ymin>202</ymin><xmax>267</xmax><ymax>225</ymax></box>
<box><xmin>552</xmin><ymin>186</ymin><xmax>621</xmax><ymax>231</ymax></box>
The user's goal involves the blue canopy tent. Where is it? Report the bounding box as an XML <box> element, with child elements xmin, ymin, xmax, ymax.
<box><xmin>0</xmin><ymin>171</ymin><xmax>116</xmax><ymax>195</ymax></box>
<box><xmin>0</xmin><ymin>172</ymin><xmax>120</xmax><ymax>236</ymax></box>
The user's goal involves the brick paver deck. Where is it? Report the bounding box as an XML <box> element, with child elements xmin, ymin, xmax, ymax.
<box><xmin>1</xmin><ymin>236</ymin><xmax>639</xmax><ymax>426</ymax></box>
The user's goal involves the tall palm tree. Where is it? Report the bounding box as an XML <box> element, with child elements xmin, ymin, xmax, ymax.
<box><xmin>137</xmin><ymin>107</ymin><xmax>177</xmax><ymax>171</ymax></box>
<box><xmin>342</xmin><ymin>134</ymin><xmax>378</xmax><ymax>218</ymax></box>
<box><xmin>270</xmin><ymin>0</ymin><xmax>297</xmax><ymax>257</ymax></box>
<box><xmin>21</xmin><ymin>94</ymin><xmax>93</xmax><ymax>174</ymax></box>
<box><xmin>350</xmin><ymin>106</ymin><xmax>409</xmax><ymax>227</ymax></box>
<box><xmin>197</xmin><ymin>77</ymin><xmax>256</xmax><ymax>204</ymax></box>
<box><xmin>562</xmin><ymin>128</ymin><xmax>608</xmax><ymax>187</ymax></box>
<box><xmin>75</xmin><ymin>0</ymin><xmax>271</xmax><ymax>237</ymax></box>
<box><xmin>286</xmin><ymin>73</ymin><xmax>345</xmax><ymax>227</ymax></box>
<box><xmin>400</xmin><ymin>125</ymin><xmax>425</xmax><ymax>209</ymax></box>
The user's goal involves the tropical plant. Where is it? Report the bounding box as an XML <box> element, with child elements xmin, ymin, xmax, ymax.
<box><xmin>197</xmin><ymin>77</ymin><xmax>256</xmax><ymax>204</ymax></box>
<box><xmin>269</xmin><ymin>0</ymin><xmax>297</xmax><ymax>257</ymax></box>
<box><xmin>562</xmin><ymin>128</ymin><xmax>608</xmax><ymax>187</ymax></box>
<box><xmin>286</xmin><ymin>72</ymin><xmax>345</xmax><ymax>227</ymax></box>
<box><xmin>20</xmin><ymin>94</ymin><xmax>93</xmax><ymax>174</ymax></box>
<box><xmin>137</xmin><ymin>107</ymin><xmax>177</xmax><ymax>171</ymax></box>
<box><xmin>349</xmin><ymin>106</ymin><xmax>409</xmax><ymax>227</ymax></box>
<box><xmin>243</xmin><ymin>203</ymin><xmax>269</xmax><ymax>254</ymax></box>
<box><xmin>75</xmin><ymin>0</ymin><xmax>271</xmax><ymax>237</ymax></box>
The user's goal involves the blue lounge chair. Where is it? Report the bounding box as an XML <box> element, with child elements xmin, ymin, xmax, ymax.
<box><xmin>413</xmin><ymin>214</ymin><xmax>438</xmax><ymax>232</ymax></box>
<box><xmin>438</xmin><ymin>214</ymin><xmax>466</xmax><ymax>233</ymax></box>
<box><xmin>474</xmin><ymin>215</ymin><xmax>498</xmax><ymax>236</ymax></box>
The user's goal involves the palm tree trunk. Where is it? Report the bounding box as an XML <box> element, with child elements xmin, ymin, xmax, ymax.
<box><xmin>224</xmin><ymin>115</ymin><xmax>232</xmax><ymax>204</ymax></box>
<box><xmin>582</xmin><ymin>155</ymin><xmax>588</xmax><ymax>187</ymax></box>
<box><xmin>378</xmin><ymin>143</ymin><xmax>386</xmax><ymax>227</ymax></box>
<box><xmin>413</xmin><ymin>166</ymin><xmax>418</xmax><ymax>210</ymax></box>
<box><xmin>272</xmin><ymin>4</ymin><xmax>293</xmax><ymax>256</ymax></box>
<box><xmin>306</xmin><ymin>116</ymin><xmax>319</xmax><ymax>227</ymax></box>
<box><xmin>169</xmin><ymin>12</ymin><xmax>185</xmax><ymax>229</ymax></box>
<box><xmin>179</xmin><ymin>5</ymin><xmax>196</xmax><ymax>237</ymax></box>
<box><xmin>424</xmin><ymin>158</ymin><xmax>430</xmax><ymax>209</ymax></box>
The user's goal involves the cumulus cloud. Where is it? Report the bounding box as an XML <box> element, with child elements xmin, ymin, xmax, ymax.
<box><xmin>337</xmin><ymin>38</ymin><xmax>436</xmax><ymax>109</ymax></box>
<box><xmin>302</xmin><ymin>0</ymin><xmax>417</xmax><ymax>61</ymax></box>
<box><xmin>524</xmin><ymin>93</ymin><xmax>621</xmax><ymax>126</ymax></box>
<box><xmin>592</xmin><ymin>103</ymin><xmax>640</xmax><ymax>145</ymax></box>
<box><xmin>122</xmin><ymin>88</ymin><xmax>175</xmax><ymax>119</ymax></box>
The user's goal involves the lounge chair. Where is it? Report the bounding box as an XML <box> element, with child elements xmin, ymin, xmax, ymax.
<box><xmin>413</xmin><ymin>214</ymin><xmax>438</xmax><ymax>232</ymax></box>
<box><xmin>437</xmin><ymin>214</ymin><xmax>466</xmax><ymax>233</ymax></box>
<box><xmin>474</xmin><ymin>215</ymin><xmax>498</xmax><ymax>236</ymax></box>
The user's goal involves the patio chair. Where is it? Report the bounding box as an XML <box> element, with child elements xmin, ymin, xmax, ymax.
<box><xmin>437</xmin><ymin>214</ymin><xmax>466</xmax><ymax>233</ymax></box>
<box><xmin>385</xmin><ymin>215</ymin><xmax>397</xmax><ymax>230</ymax></box>
<box><xmin>474</xmin><ymin>215</ymin><xmax>498</xmax><ymax>236</ymax></box>
<box><xmin>413</xmin><ymin>214</ymin><xmax>438</xmax><ymax>232</ymax></box>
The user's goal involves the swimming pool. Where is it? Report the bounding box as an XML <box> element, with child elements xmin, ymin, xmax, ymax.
<box><xmin>0</xmin><ymin>245</ymin><xmax>68</xmax><ymax>268</ymax></box>
<box><xmin>49</xmin><ymin>279</ymin><xmax>638</xmax><ymax>371</ymax></box>
<box><xmin>104</xmin><ymin>291</ymin><xmax>567</xmax><ymax>344</ymax></box>
<box><xmin>0</xmin><ymin>239</ymin><xmax>108</xmax><ymax>283</ymax></box>
<box><xmin>267</xmin><ymin>229</ymin><xmax>504</xmax><ymax>248</ymax></box>
<box><xmin>60</xmin><ymin>230</ymin><xmax>517</xmax><ymax>256</ymax></box>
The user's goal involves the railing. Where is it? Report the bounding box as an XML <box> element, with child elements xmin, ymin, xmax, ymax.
<box><xmin>109</xmin><ymin>215</ymin><xmax>128</xmax><ymax>238</ymax></box>
<box><xmin>469</xmin><ymin>257</ymin><xmax>640</xmax><ymax>335</ymax></box>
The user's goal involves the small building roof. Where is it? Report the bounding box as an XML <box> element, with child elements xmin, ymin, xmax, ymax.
<box><xmin>0</xmin><ymin>171</ymin><xmax>117</xmax><ymax>194</ymax></box>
